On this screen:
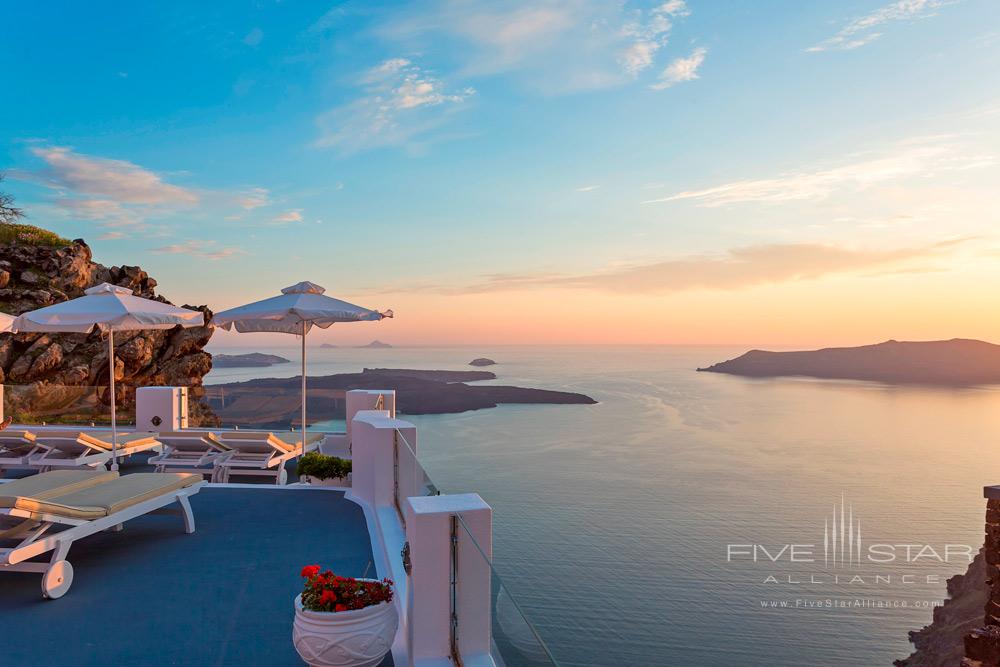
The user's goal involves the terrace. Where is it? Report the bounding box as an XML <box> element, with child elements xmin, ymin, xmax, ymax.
<box><xmin>0</xmin><ymin>386</ymin><xmax>559</xmax><ymax>667</ymax></box>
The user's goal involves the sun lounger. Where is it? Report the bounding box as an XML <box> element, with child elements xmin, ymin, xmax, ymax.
<box><xmin>214</xmin><ymin>431</ymin><xmax>323</xmax><ymax>485</ymax></box>
<box><xmin>0</xmin><ymin>430</ymin><xmax>47</xmax><ymax>471</ymax></box>
<box><xmin>148</xmin><ymin>431</ymin><xmax>233</xmax><ymax>480</ymax></box>
<box><xmin>0</xmin><ymin>469</ymin><xmax>203</xmax><ymax>598</ymax></box>
<box><xmin>29</xmin><ymin>431</ymin><xmax>160</xmax><ymax>471</ymax></box>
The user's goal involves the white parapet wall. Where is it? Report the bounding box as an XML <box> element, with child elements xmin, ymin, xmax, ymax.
<box><xmin>406</xmin><ymin>494</ymin><xmax>493</xmax><ymax>667</ymax></box>
<box><xmin>349</xmin><ymin>409</ymin><xmax>495</xmax><ymax>667</ymax></box>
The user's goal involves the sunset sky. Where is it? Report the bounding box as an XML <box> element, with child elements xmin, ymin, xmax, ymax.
<box><xmin>3</xmin><ymin>1</ymin><xmax>1000</xmax><ymax>346</ymax></box>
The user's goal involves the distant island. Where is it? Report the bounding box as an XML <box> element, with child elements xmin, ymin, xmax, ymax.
<box><xmin>212</xmin><ymin>352</ymin><xmax>291</xmax><ymax>368</ymax></box>
<box><xmin>360</xmin><ymin>340</ymin><xmax>392</xmax><ymax>348</ymax></box>
<box><xmin>469</xmin><ymin>358</ymin><xmax>496</xmax><ymax>367</ymax></box>
<box><xmin>319</xmin><ymin>343</ymin><xmax>338</xmax><ymax>349</ymax></box>
<box><xmin>206</xmin><ymin>367</ymin><xmax>596</xmax><ymax>427</ymax></box>
<box><xmin>698</xmin><ymin>339</ymin><xmax>1000</xmax><ymax>385</ymax></box>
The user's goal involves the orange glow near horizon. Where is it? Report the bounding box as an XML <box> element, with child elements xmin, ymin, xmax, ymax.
<box><xmin>207</xmin><ymin>262</ymin><xmax>1000</xmax><ymax>349</ymax></box>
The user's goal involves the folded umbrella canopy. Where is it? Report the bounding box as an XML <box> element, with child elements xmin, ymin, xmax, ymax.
<box><xmin>13</xmin><ymin>283</ymin><xmax>205</xmax><ymax>469</ymax></box>
<box><xmin>0</xmin><ymin>312</ymin><xmax>14</xmax><ymax>333</ymax></box>
<box><xmin>213</xmin><ymin>281</ymin><xmax>392</xmax><ymax>447</ymax></box>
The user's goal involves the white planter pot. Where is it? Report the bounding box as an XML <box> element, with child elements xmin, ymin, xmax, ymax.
<box><xmin>300</xmin><ymin>475</ymin><xmax>350</xmax><ymax>487</ymax></box>
<box><xmin>293</xmin><ymin>592</ymin><xmax>397</xmax><ymax>667</ymax></box>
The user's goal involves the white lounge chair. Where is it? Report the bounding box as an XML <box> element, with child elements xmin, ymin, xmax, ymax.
<box><xmin>0</xmin><ymin>469</ymin><xmax>204</xmax><ymax>598</ymax></box>
<box><xmin>148</xmin><ymin>431</ymin><xmax>233</xmax><ymax>480</ymax></box>
<box><xmin>29</xmin><ymin>431</ymin><xmax>160</xmax><ymax>471</ymax></box>
<box><xmin>0</xmin><ymin>430</ymin><xmax>47</xmax><ymax>472</ymax></box>
<box><xmin>214</xmin><ymin>431</ymin><xmax>323</xmax><ymax>485</ymax></box>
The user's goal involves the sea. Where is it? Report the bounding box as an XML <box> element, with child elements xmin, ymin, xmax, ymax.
<box><xmin>206</xmin><ymin>345</ymin><xmax>998</xmax><ymax>666</ymax></box>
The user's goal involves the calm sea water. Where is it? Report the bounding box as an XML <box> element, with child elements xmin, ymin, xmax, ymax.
<box><xmin>207</xmin><ymin>345</ymin><xmax>999</xmax><ymax>666</ymax></box>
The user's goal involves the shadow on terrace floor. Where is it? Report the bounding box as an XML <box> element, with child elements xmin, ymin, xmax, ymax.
<box><xmin>0</xmin><ymin>487</ymin><xmax>393</xmax><ymax>667</ymax></box>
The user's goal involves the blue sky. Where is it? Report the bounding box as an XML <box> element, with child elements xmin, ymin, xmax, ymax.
<box><xmin>3</xmin><ymin>1</ymin><xmax>1000</xmax><ymax>345</ymax></box>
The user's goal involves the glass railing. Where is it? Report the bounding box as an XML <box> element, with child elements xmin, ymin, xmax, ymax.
<box><xmin>391</xmin><ymin>427</ymin><xmax>558</xmax><ymax>667</ymax></box>
<box><xmin>455</xmin><ymin>513</ymin><xmax>561</xmax><ymax>667</ymax></box>
<box><xmin>3</xmin><ymin>384</ymin><xmax>127</xmax><ymax>426</ymax></box>
<box><xmin>188</xmin><ymin>385</ymin><xmax>348</xmax><ymax>431</ymax></box>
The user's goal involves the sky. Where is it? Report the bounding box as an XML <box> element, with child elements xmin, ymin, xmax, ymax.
<box><xmin>3</xmin><ymin>0</ymin><xmax>1000</xmax><ymax>347</ymax></box>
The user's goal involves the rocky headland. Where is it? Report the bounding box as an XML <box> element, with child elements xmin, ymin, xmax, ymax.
<box><xmin>698</xmin><ymin>339</ymin><xmax>1000</xmax><ymax>385</ymax></box>
<box><xmin>212</xmin><ymin>352</ymin><xmax>290</xmax><ymax>368</ymax></box>
<box><xmin>206</xmin><ymin>367</ymin><xmax>596</xmax><ymax>427</ymax></box>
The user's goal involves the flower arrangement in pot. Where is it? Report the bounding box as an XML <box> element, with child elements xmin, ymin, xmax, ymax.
<box><xmin>293</xmin><ymin>565</ymin><xmax>398</xmax><ymax>667</ymax></box>
<box><xmin>296</xmin><ymin>452</ymin><xmax>352</xmax><ymax>486</ymax></box>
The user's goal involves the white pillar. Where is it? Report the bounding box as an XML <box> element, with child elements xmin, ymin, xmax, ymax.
<box><xmin>405</xmin><ymin>494</ymin><xmax>493</xmax><ymax>667</ymax></box>
<box><xmin>346</xmin><ymin>390</ymin><xmax>395</xmax><ymax>442</ymax></box>
<box><xmin>136</xmin><ymin>387</ymin><xmax>189</xmax><ymax>431</ymax></box>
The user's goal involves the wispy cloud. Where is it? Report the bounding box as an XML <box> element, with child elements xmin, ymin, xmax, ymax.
<box><xmin>149</xmin><ymin>239</ymin><xmax>245</xmax><ymax>260</ymax></box>
<box><xmin>97</xmin><ymin>231</ymin><xmax>124</xmax><ymax>241</ymax></box>
<box><xmin>11</xmin><ymin>146</ymin><xmax>273</xmax><ymax>233</ymax></box>
<box><xmin>643</xmin><ymin>136</ymin><xmax>994</xmax><ymax>206</ymax></box>
<box><xmin>243</xmin><ymin>28</ymin><xmax>263</xmax><ymax>47</ymax></box>
<box><xmin>650</xmin><ymin>47</ymin><xmax>707</xmax><ymax>90</ymax></box>
<box><xmin>315</xmin><ymin>58</ymin><xmax>474</xmax><ymax>153</ymax></box>
<box><xmin>576</xmin><ymin>185</ymin><xmax>600</xmax><ymax>192</ymax></box>
<box><xmin>236</xmin><ymin>187</ymin><xmax>270</xmax><ymax>210</ymax></box>
<box><xmin>29</xmin><ymin>146</ymin><xmax>198</xmax><ymax>206</ymax></box>
<box><xmin>387</xmin><ymin>239</ymin><xmax>971</xmax><ymax>295</ymax></box>
<box><xmin>269</xmin><ymin>209</ymin><xmax>303</xmax><ymax>225</ymax></box>
<box><xmin>808</xmin><ymin>0</ymin><xmax>955</xmax><ymax>52</ymax></box>
<box><xmin>376</xmin><ymin>1</ymin><xmax>699</xmax><ymax>94</ymax></box>
<box><xmin>619</xmin><ymin>1</ymin><xmax>690</xmax><ymax>76</ymax></box>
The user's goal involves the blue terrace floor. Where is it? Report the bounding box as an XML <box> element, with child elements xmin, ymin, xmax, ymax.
<box><xmin>0</xmin><ymin>486</ymin><xmax>393</xmax><ymax>666</ymax></box>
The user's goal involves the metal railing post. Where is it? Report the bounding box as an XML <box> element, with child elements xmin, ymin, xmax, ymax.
<box><xmin>450</xmin><ymin>514</ymin><xmax>463</xmax><ymax>666</ymax></box>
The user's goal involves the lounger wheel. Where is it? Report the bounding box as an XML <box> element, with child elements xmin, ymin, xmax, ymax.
<box><xmin>42</xmin><ymin>560</ymin><xmax>73</xmax><ymax>599</ymax></box>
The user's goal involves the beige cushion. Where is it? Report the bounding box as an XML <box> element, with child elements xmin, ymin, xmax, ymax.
<box><xmin>0</xmin><ymin>430</ymin><xmax>36</xmax><ymax>445</ymax></box>
<box><xmin>9</xmin><ymin>473</ymin><xmax>199</xmax><ymax>520</ymax></box>
<box><xmin>221</xmin><ymin>432</ymin><xmax>293</xmax><ymax>453</ymax></box>
<box><xmin>157</xmin><ymin>431</ymin><xmax>229</xmax><ymax>451</ymax></box>
<box><xmin>0</xmin><ymin>470</ymin><xmax>119</xmax><ymax>508</ymax></box>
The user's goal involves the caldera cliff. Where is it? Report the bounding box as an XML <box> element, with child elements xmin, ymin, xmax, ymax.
<box><xmin>0</xmin><ymin>231</ymin><xmax>215</xmax><ymax>420</ymax></box>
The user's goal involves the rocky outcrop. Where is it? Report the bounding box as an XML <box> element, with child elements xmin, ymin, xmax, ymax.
<box><xmin>959</xmin><ymin>497</ymin><xmax>1000</xmax><ymax>666</ymax></box>
<box><xmin>699</xmin><ymin>339</ymin><xmax>1000</xmax><ymax>386</ymax></box>
<box><xmin>207</xmin><ymin>367</ymin><xmax>597</xmax><ymax>428</ymax></box>
<box><xmin>895</xmin><ymin>551</ymin><xmax>987</xmax><ymax>666</ymax></box>
<box><xmin>469</xmin><ymin>358</ymin><xmax>496</xmax><ymax>367</ymax></box>
<box><xmin>213</xmin><ymin>353</ymin><xmax>291</xmax><ymax>368</ymax></box>
<box><xmin>0</xmin><ymin>236</ymin><xmax>217</xmax><ymax>423</ymax></box>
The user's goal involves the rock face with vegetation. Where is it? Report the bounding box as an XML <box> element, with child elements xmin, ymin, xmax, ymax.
<box><xmin>0</xmin><ymin>225</ymin><xmax>216</xmax><ymax>423</ymax></box>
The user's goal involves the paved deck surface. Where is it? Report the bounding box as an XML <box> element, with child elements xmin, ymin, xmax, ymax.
<box><xmin>0</xmin><ymin>487</ymin><xmax>393</xmax><ymax>667</ymax></box>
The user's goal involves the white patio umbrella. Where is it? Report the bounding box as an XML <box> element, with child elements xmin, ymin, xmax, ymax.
<box><xmin>213</xmin><ymin>281</ymin><xmax>392</xmax><ymax>449</ymax></box>
<box><xmin>13</xmin><ymin>283</ymin><xmax>205</xmax><ymax>469</ymax></box>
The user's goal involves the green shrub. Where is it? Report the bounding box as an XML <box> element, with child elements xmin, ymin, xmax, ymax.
<box><xmin>0</xmin><ymin>223</ymin><xmax>71</xmax><ymax>247</ymax></box>
<box><xmin>296</xmin><ymin>451</ymin><xmax>352</xmax><ymax>480</ymax></box>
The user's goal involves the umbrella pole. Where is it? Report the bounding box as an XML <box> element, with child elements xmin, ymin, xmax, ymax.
<box><xmin>301</xmin><ymin>320</ymin><xmax>307</xmax><ymax>457</ymax></box>
<box><xmin>108</xmin><ymin>329</ymin><xmax>118</xmax><ymax>471</ymax></box>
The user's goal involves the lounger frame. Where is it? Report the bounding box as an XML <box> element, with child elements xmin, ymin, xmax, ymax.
<box><xmin>29</xmin><ymin>433</ymin><xmax>160</xmax><ymax>471</ymax></box>
<box><xmin>0</xmin><ymin>479</ymin><xmax>204</xmax><ymax>598</ymax></box>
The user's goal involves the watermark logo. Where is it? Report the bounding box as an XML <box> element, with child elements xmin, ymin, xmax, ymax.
<box><xmin>726</xmin><ymin>494</ymin><xmax>974</xmax><ymax>568</ymax></box>
<box><xmin>824</xmin><ymin>494</ymin><xmax>861</xmax><ymax>568</ymax></box>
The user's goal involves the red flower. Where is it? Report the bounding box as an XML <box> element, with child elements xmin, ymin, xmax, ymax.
<box><xmin>319</xmin><ymin>590</ymin><xmax>338</xmax><ymax>606</ymax></box>
<box><xmin>301</xmin><ymin>564</ymin><xmax>321</xmax><ymax>578</ymax></box>
<box><xmin>335</xmin><ymin>604</ymin><xmax>347</xmax><ymax>612</ymax></box>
